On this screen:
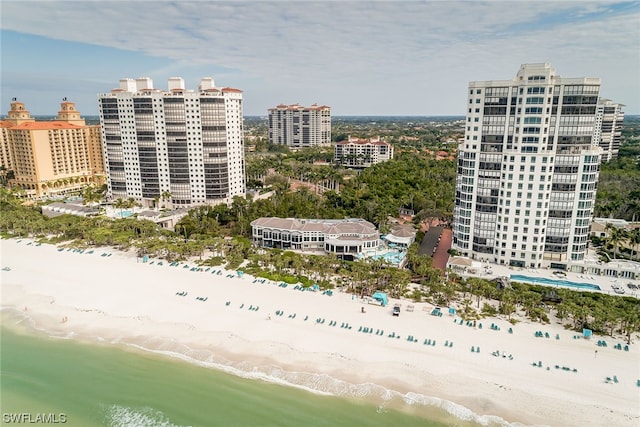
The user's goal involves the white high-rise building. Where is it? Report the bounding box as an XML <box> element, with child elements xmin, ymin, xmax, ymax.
<box><xmin>268</xmin><ymin>103</ymin><xmax>331</xmax><ymax>148</ymax></box>
<box><xmin>593</xmin><ymin>99</ymin><xmax>624</xmax><ymax>162</ymax></box>
<box><xmin>98</xmin><ymin>77</ymin><xmax>245</xmax><ymax>208</ymax></box>
<box><xmin>452</xmin><ymin>63</ymin><xmax>602</xmax><ymax>270</ymax></box>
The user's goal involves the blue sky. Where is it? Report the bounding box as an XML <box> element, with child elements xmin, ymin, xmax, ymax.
<box><xmin>1</xmin><ymin>1</ymin><xmax>639</xmax><ymax>116</ymax></box>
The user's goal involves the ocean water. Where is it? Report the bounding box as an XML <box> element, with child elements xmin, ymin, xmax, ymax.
<box><xmin>0</xmin><ymin>319</ymin><xmax>489</xmax><ymax>427</ymax></box>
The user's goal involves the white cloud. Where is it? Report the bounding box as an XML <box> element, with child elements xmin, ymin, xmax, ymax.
<box><xmin>1</xmin><ymin>1</ymin><xmax>638</xmax><ymax>115</ymax></box>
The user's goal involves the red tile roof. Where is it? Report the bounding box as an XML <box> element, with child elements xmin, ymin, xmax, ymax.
<box><xmin>11</xmin><ymin>122</ymin><xmax>85</xmax><ymax>130</ymax></box>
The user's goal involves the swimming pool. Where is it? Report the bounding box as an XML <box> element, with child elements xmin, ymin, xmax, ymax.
<box><xmin>370</xmin><ymin>251</ymin><xmax>405</xmax><ymax>265</ymax></box>
<box><xmin>116</xmin><ymin>210</ymin><xmax>134</xmax><ymax>218</ymax></box>
<box><xmin>510</xmin><ymin>274</ymin><xmax>601</xmax><ymax>291</ymax></box>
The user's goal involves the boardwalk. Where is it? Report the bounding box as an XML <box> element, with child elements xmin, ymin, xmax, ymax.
<box><xmin>417</xmin><ymin>222</ymin><xmax>452</xmax><ymax>272</ymax></box>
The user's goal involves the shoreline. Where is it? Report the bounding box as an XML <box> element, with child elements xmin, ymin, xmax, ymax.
<box><xmin>1</xmin><ymin>238</ymin><xmax>639</xmax><ymax>427</ymax></box>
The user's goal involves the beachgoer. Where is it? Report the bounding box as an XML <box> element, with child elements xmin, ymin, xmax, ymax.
<box><xmin>268</xmin><ymin>314</ymin><xmax>271</xmax><ymax>320</ymax></box>
<box><xmin>595</xmin><ymin>350</ymin><xmax>598</xmax><ymax>358</ymax></box>
<box><xmin>361</xmin><ymin>307</ymin><xmax>365</xmax><ymax>314</ymax></box>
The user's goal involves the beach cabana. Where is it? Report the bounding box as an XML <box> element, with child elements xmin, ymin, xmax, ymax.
<box><xmin>448</xmin><ymin>307</ymin><xmax>456</xmax><ymax>316</ymax></box>
<box><xmin>371</xmin><ymin>291</ymin><xmax>388</xmax><ymax>307</ymax></box>
<box><xmin>583</xmin><ymin>328</ymin><xmax>593</xmax><ymax>339</ymax></box>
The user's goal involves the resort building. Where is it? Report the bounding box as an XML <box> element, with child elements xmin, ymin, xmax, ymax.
<box><xmin>0</xmin><ymin>99</ymin><xmax>105</xmax><ymax>199</ymax></box>
<box><xmin>452</xmin><ymin>63</ymin><xmax>602</xmax><ymax>270</ymax></box>
<box><xmin>268</xmin><ymin>103</ymin><xmax>331</xmax><ymax>148</ymax></box>
<box><xmin>593</xmin><ymin>99</ymin><xmax>624</xmax><ymax>162</ymax></box>
<box><xmin>250</xmin><ymin>217</ymin><xmax>379</xmax><ymax>259</ymax></box>
<box><xmin>334</xmin><ymin>136</ymin><xmax>394</xmax><ymax>168</ymax></box>
<box><xmin>98</xmin><ymin>77</ymin><xmax>245</xmax><ymax>209</ymax></box>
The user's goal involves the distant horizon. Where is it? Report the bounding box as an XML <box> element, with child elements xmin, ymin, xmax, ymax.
<box><xmin>19</xmin><ymin>113</ymin><xmax>640</xmax><ymax>118</ymax></box>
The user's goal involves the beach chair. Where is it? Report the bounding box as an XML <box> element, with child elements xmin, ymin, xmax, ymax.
<box><xmin>613</xmin><ymin>376</ymin><xmax>619</xmax><ymax>383</ymax></box>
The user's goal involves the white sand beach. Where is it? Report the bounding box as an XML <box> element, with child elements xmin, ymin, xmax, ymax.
<box><xmin>1</xmin><ymin>238</ymin><xmax>639</xmax><ymax>427</ymax></box>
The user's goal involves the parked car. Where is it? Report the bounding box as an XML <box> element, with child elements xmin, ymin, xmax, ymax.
<box><xmin>392</xmin><ymin>305</ymin><xmax>401</xmax><ymax>316</ymax></box>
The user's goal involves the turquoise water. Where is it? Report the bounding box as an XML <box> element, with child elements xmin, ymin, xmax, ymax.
<box><xmin>0</xmin><ymin>318</ymin><xmax>488</xmax><ymax>427</ymax></box>
<box><xmin>370</xmin><ymin>251</ymin><xmax>405</xmax><ymax>265</ymax></box>
<box><xmin>116</xmin><ymin>210</ymin><xmax>134</xmax><ymax>218</ymax></box>
<box><xmin>510</xmin><ymin>274</ymin><xmax>601</xmax><ymax>291</ymax></box>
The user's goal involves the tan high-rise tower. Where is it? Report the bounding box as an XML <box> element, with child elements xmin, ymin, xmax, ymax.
<box><xmin>0</xmin><ymin>99</ymin><xmax>105</xmax><ymax>199</ymax></box>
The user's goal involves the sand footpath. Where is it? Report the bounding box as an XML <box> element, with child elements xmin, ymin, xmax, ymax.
<box><xmin>1</xmin><ymin>238</ymin><xmax>639</xmax><ymax>427</ymax></box>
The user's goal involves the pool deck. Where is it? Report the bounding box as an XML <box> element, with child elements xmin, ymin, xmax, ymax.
<box><xmin>455</xmin><ymin>261</ymin><xmax>640</xmax><ymax>298</ymax></box>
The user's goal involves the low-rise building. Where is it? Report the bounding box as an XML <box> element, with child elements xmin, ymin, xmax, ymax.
<box><xmin>250</xmin><ymin>217</ymin><xmax>379</xmax><ymax>259</ymax></box>
<box><xmin>334</xmin><ymin>136</ymin><xmax>393</xmax><ymax>168</ymax></box>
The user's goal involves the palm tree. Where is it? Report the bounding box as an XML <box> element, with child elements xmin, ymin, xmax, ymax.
<box><xmin>605</xmin><ymin>223</ymin><xmax>627</xmax><ymax>260</ymax></box>
<box><xmin>161</xmin><ymin>191</ymin><xmax>172</xmax><ymax>209</ymax></box>
<box><xmin>628</xmin><ymin>227</ymin><xmax>640</xmax><ymax>260</ymax></box>
<box><xmin>113</xmin><ymin>198</ymin><xmax>126</xmax><ymax>217</ymax></box>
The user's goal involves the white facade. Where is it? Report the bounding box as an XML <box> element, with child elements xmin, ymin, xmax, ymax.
<box><xmin>453</xmin><ymin>63</ymin><xmax>602</xmax><ymax>270</ymax></box>
<box><xmin>250</xmin><ymin>217</ymin><xmax>379</xmax><ymax>258</ymax></box>
<box><xmin>268</xmin><ymin>103</ymin><xmax>331</xmax><ymax>148</ymax></box>
<box><xmin>334</xmin><ymin>136</ymin><xmax>393</xmax><ymax>168</ymax></box>
<box><xmin>593</xmin><ymin>99</ymin><xmax>624</xmax><ymax>162</ymax></box>
<box><xmin>98</xmin><ymin>77</ymin><xmax>245</xmax><ymax>208</ymax></box>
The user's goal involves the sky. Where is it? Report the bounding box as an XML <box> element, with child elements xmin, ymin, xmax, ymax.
<box><xmin>1</xmin><ymin>1</ymin><xmax>639</xmax><ymax>116</ymax></box>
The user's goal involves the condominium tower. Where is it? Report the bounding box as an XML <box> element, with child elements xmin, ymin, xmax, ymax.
<box><xmin>268</xmin><ymin>103</ymin><xmax>331</xmax><ymax>148</ymax></box>
<box><xmin>98</xmin><ymin>77</ymin><xmax>245</xmax><ymax>208</ymax></box>
<box><xmin>0</xmin><ymin>99</ymin><xmax>105</xmax><ymax>199</ymax></box>
<box><xmin>452</xmin><ymin>63</ymin><xmax>602</xmax><ymax>270</ymax></box>
<box><xmin>593</xmin><ymin>99</ymin><xmax>624</xmax><ymax>162</ymax></box>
